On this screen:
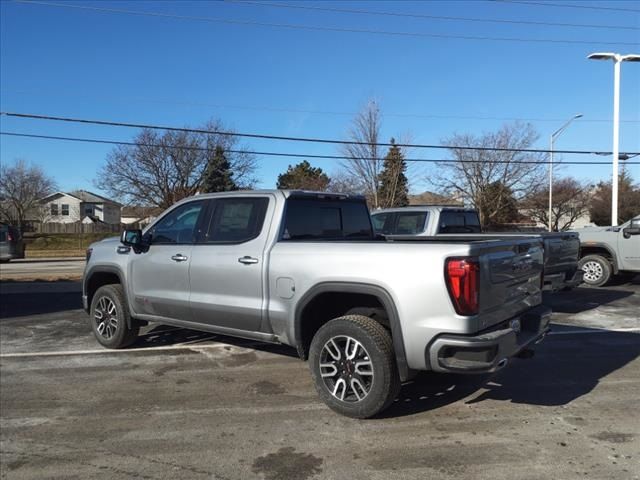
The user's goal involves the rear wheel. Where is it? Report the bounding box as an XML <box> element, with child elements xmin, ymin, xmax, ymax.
<box><xmin>579</xmin><ymin>254</ymin><xmax>612</xmax><ymax>287</ymax></box>
<box><xmin>309</xmin><ymin>315</ymin><xmax>400</xmax><ymax>418</ymax></box>
<box><xmin>89</xmin><ymin>284</ymin><xmax>139</xmax><ymax>348</ymax></box>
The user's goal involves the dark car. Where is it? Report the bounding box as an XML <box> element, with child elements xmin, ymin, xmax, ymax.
<box><xmin>0</xmin><ymin>223</ymin><xmax>25</xmax><ymax>263</ymax></box>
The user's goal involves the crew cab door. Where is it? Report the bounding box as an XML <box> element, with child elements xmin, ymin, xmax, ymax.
<box><xmin>128</xmin><ymin>200</ymin><xmax>206</xmax><ymax>321</ymax></box>
<box><xmin>618</xmin><ymin>216</ymin><xmax>640</xmax><ymax>270</ymax></box>
<box><xmin>189</xmin><ymin>195</ymin><xmax>273</xmax><ymax>331</ymax></box>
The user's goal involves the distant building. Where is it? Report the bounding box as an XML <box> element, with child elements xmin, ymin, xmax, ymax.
<box><xmin>408</xmin><ymin>191</ymin><xmax>463</xmax><ymax>206</ymax></box>
<box><xmin>519</xmin><ymin>208</ymin><xmax>595</xmax><ymax>230</ymax></box>
<box><xmin>121</xmin><ymin>206</ymin><xmax>162</xmax><ymax>227</ymax></box>
<box><xmin>40</xmin><ymin>190</ymin><xmax>122</xmax><ymax>224</ymax></box>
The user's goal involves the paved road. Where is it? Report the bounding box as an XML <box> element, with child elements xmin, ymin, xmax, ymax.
<box><xmin>0</xmin><ymin>258</ymin><xmax>85</xmax><ymax>281</ymax></box>
<box><xmin>1</xmin><ymin>280</ymin><xmax>638</xmax><ymax>479</ymax></box>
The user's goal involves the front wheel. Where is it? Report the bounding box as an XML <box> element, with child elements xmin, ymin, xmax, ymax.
<box><xmin>309</xmin><ymin>315</ymin><xmax>400</xmax><ymax>418</ymax></box>
<box><xmin>579</xmin><ymin>254</ymin><xmax>612</xmax><ymax>287</ymax></box>
<box><xmin>89</xmin><ymin>284</ymin><xmax>139</xmax><ymax>348</ymax></box>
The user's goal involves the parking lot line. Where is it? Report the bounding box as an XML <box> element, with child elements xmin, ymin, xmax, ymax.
<box><xmin>549</xmin><ymin>326</ymin><xmax>640</xmax><ymax>335</ymax></box>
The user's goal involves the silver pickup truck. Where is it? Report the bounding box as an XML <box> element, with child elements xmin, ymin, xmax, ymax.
<box><xmin>371</xmin><ymin>206</ymin><xmax>583</xmax><ymax>292</ymax></box>
<box><xmin>83</xmin><ymin>191</ymin><xmax>550</xmax><ymax>418</ymax></box>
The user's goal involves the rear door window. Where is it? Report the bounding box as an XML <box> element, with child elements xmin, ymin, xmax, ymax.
<box><xmin>204</xmin><ymin>197</ymin><xmax>269</xmax><ymax>244</ymax></box>
<box><xmin>371</xmin><ymin>213</ymin><xmax>392</xmax><ymax>234</ymax></box>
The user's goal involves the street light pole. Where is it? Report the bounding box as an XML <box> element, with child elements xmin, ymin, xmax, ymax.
<box><xmin>612</xmin><ymin>58</ymin><xmax>621</xmax><ymax>226</ymax></box>
<box><xmin>549</xmin><ymin>135</ymin><xmax>554</xmax><ymax>232</ymax></box>
<box><xmin>588</xmin><ymin>52</ymin><xmax>640</xmax><ymax>226</ymax></box>
<box><xmin>548</xmin><ymin>114</ymin><xmax>582</xmax><ymax>232</ymax></box>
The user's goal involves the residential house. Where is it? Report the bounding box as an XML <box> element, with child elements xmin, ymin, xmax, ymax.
<box><xmin>121</xmin><ymin>206</ymin><xmax>162</xmax><ymax>227</ymax></box>
<box><xmin>40</xmin><ymin>190</ymin><xmax>122</xmax><ymax>224</ymax></box>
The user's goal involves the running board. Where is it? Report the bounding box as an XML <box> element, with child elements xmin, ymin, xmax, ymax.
<box><xmin>134</xmin><ymin>314</ymin><xmax>281</xmax><ymax>345</ymax></box>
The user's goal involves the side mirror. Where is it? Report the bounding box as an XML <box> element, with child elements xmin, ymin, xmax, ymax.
<box><xmin>623</xmin><ymin>227</ymin><xmax>640</xmax><ymax>239</ymax></box>
<box><xmin>121</xmin><ymin>229</ymin><xmax>143</xmax><ymax>247</ymax></box>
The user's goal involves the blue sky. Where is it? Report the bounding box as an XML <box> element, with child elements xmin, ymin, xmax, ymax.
<box><xmin>1</xmin><ymin>0</ymin><xmax>639</xmax><ymax>197</ymax></box>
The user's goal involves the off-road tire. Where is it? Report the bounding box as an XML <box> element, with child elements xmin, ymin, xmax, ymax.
<box><xmin>579</xmin><ymin>254</ymin><xmax>612</xmax><ymax>287</ymax></box>
<box><xmin>89</xmin><ymin>284</ymin><xmax>139</xmax><ymax>348</ymax></box>
<box><xmin>309</xmin><ymin>315</ymin><xmax>400</xmax><ymax>418</ymax></box>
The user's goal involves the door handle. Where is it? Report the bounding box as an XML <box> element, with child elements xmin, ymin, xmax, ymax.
<box><xmin>171</xmin><ymin>254</ymin><xmax>189</xmax><ymax>262</ymax></box>
<box><xmin>238</xmin><ymin>256</ymin><xmax>259</xmax><ymax>265</ymax></box>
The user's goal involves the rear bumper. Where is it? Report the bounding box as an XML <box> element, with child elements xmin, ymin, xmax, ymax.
<box><xmin>426</xmin><ymin>305</ymin><xmax>552</xmax><ymax>373</ymax></box>
<box><xmin>543</xmin><ymin>268</ymin><xmax>584</xmax><ymax>292</ymax></box>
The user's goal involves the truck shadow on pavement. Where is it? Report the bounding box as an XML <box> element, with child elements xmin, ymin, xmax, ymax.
<box><xmin>543</xmin><ymin>286</ymin><xmax>635</xmax><ymax>314</ymax></box>
<box><xmin>133</xmin><ymin>324</ymin><xmax>640</xmax><ymax>419</ymax></box>
<box><xmin>381</xmin><ymin>327</ymin><xmax>640</xmax><ymax>418</ymax></box>
<box><xmin>134</xmin><ymin>325</ymin><xmax>300</xmax><ymax>358</ymax></box>
<box><xmin>0</xmin><ymin>280</ymin><xmax>82</xmax><ymax>319</ymax></box>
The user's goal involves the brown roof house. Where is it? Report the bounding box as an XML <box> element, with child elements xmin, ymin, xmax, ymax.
<box><xmin>39</xmin><ymin>190</ymin><xmax>122</xmax><ymax>224</ymax></box>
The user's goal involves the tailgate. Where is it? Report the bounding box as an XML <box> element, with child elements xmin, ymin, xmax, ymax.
<box><xmin>542</xmin><ymin>233</ymin><xmax>580</xmax><ymax>274</ymax></box>
<box><xmin>475</xmin><ymin>237</ymin><xmax>544</xmax><ymax>330</ymax></box>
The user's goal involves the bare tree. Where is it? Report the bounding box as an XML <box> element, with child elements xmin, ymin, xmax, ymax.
<box><xmin>329</xmin><ymin>170</ymin><xmax>365</xmax><ymax>195</ymax></box>
<box><xmin>430</xmin><ymin>122</ymin><xmax>546</xmax><ymax>226</ymax></box>
<box><xmin>0</xmin><ymin>159</ymin><xmax>57</xmax><ymax>231</ymax></box>
<box><xmin>96</xmin><ymin>119</ymin><xmax>257</xmax><ymax>208</ymax></box>
<box><xmin>524</xmin><ymin>177</ymin><xmax>592</xmax><ymax>231</ymax></box>
<box><xmin>339</xmin><ymin>100</ymin><xmax>384</xmax><ymax>207</ymax></box>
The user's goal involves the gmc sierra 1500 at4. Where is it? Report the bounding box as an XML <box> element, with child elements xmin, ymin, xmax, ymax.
<box><xmin>84</xmin><ymin>191</ymin><xmax>550</xmax><ymax>418</ymax></box>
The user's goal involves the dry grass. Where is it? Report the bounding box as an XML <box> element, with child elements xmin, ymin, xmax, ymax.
<box><xmin>0</xmin><ymin>273</ymin><xmax>83</xmax><ymax>283</ymax></box>
<box><xmin>25</xmin><ymin>250</ymin><xmax>86</xmax><ymax>258</ymax></box>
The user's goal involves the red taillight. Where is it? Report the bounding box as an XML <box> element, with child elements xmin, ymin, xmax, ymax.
<box><xmin>7</xmin><ymin>233</ymin><xmax>13</xmax><ymax>242</ymax></box>
<box><xmin>445</xmin><ymin>257</ymin><xmax>480</xmax><ymax>316</ymax></box>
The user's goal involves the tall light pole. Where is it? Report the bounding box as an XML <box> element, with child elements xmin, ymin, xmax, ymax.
<box><xmin>587</xmin><ymin>52</ymin><xmax>640</xmax><ymax>226</ymax></box>
<box><xmin>549</xmin><ymin>114</ymin><xmax>582</xmax><ymax>231</ymax></box>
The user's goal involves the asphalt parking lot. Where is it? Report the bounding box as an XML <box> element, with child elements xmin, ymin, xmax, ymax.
<box><xmin>1</xmin><ymin>278</ymin><xmax>639</xmax><ymax>480</ymax></box>
<box><xmin>0</xmin><ymin>258</ymin><xmax>85</xmax><ymax>282</ymax></box>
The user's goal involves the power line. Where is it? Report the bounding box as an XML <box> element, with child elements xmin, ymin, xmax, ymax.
<box><xmin>3</xmin><ymin>131</ymin><xmax>638</xmax><ymax>165</ymax></box>
<box><xmin>13</xmin><ymin>0</ymin><xmax>637</xmax><ymax>46</ymax></box>
<box><xmin>4</xmin><ymin>89</ymin><xmax>639</xmax><ymax>124</ymax></box>
<box><xmin>491</xmin><ymin>0</ymin><xmax>640</xmax><ymax>13</ymax></box>
<box><xmin>3</xmin><ymin>111</ymin><xmax>636</xmax><ymax>156</ymax></box>
<box><xmin>228</xmin><ymin>0</ymin><xmax>639</xmax><ymax>31</ymax></box>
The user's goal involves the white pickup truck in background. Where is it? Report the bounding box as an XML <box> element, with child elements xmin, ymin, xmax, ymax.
<box><xmin>573</xmin><ymin>215</ymin><xmax>640</xmax><ymax>286</ymax></box>
<box><xmin>371</xmin><ymin>206</ymin><xmax>584</xmax><ymax>292</ymax></box>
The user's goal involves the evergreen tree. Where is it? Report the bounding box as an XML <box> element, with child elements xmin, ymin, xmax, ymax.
<box><xmin>589</xmin><ymin>170</ymin><xmax>640</xmax><ymax>225</ymax></box>
<box><xmin>276</xmin><ymin>160</ymin><xmax>330</xmax><ymax>191</ymax></box>
<box><xmin>378</xmin><ymin>139</ymin><xmax>409</xmax><ymax>208</ymax></box>
<box><xmin>201</xmin><ymin>146</ymin><xmax>237</xmax><ymax>193</ymax></box>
